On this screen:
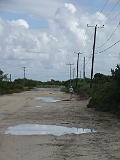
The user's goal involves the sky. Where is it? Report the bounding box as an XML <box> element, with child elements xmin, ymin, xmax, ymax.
<box><xmin>0</xmin><ymin>0</ymin><xmax>120</xmax><ymax>82</ymax></box>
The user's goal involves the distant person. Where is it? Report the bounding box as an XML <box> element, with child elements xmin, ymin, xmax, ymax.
<box><xmin>69</xmin><ymin>86</ymin><xmax>73</xmax><ymax>99</ymax></box>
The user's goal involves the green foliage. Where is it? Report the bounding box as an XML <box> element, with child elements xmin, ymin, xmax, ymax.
<box><xmin>0</xmin><ymin>69</ymin><xmax>65</xmax><ymax>95</ymax></box>
<box><xmin>60</xmin><ymin>87</ymin><xmax>67</xmax><ymax>92</ymax></box>
<box><xmin>62</xmin><ymin>79</ymin><xmax>70</xmax><ymax>87</ymax></box>
<box><xmin>61</xmin><ymin>78</ymin><xmax>91</xmax><ymax>98</ymax></box>
<box><xmin>76</xmin><ymin>83</ymin><xmax>90</xmax><ymax>95</ymax></box>
<box><xmin>45</xmin><ymin>79</ymin><xmax>63</xmax><ymax>86</ymax></box>
<box><xmin>1</xmin><ymin>64</ymin><xmax>120</xmax><ymax>118</ymax></box>
<box><xmin>93</xmin><ymin>73</ymin><xmax>111</xmax><ymax>84</ymax></box>
<box><xmin>87</xmin><ymin>64</ymin><xmax>120</xmax><ymax>118</ymax></box>
<box><xmin>111</xmin><ymin>64</ymin><xmax>120</xmax><ymax>87</ymax></box>
<box><xmin>16</xmin><ymin>84</ymin><xmax>24</xmax><ymax>89</ymax></box>
<box><xmin>88</xmin><ymin>82</ymin><xmax>118</xmax><ymax>110</ymax></box>
<box><xmin>0</xmin><ymin>69</ymin><xmax>8</xmax><ymax>81</ymax></box>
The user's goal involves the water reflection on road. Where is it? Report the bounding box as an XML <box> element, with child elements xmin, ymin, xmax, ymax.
<box><xmin>34</xmin><ymin>97</ymin><xmax>60</xmax><ymax>102</ymax></box>
<box><xmin>4</xmin><ymin>124</ymin><xmax>96</xmax><ymax>136</ymax></box>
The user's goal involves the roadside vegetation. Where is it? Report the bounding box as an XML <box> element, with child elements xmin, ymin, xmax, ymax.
<box><xmin>0</xmin><ymin>64</ymin><xmax>120</xmax><ymax>118</ymax></box>
<box><xmin>0</xmin><ymin>70</ymin><xmax>64</xmax><ymax>94</ymax></box>
<box><xmin>87</xmin><ymin>64</ymin><xmax>120</xmax><ymax>118</ymax></box>
<box><xmin>62</xmin><ymin>64</ymin><xmax>120</xmax><ymax>118</ymax></box>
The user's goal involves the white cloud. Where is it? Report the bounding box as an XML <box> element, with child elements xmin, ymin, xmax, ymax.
<box><xmin>9</xmin><ymin>19</ymin><xmax>29</xmax><ymax>29</ymax></box>
<box><xmin>0</xmin><ymin>1</ymin><xmax>119</xmax><ymax>81</ymax></box>
<box><xmin>62</xmin><ymin>3</ymin><xmax>77</xmax><ymax>14</ymax></box>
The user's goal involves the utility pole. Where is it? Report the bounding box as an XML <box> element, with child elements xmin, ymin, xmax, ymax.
<box><xmin>73</xmin><ymin>68</ymin><xmax>75</xmax><ymax>84</ymax></box>
<box><xmin>87</xmin><ymin>24</ymin><xmax>104</xmax><ymax>88</ymax></box>
<box><xmin>22</xmin><ymin>67</ymin><xmax>26</xmax><ymax>79</ymax></box>
<box><xmin>66</xmin><ymin>63</ymin><xmax>74</xmax><ymax>86</ymax></box>
<box><xmin>10</xmin><ymin>74</ymin><xmax>11</xmax><ymax>82</ymax></box>
<box><xmin>83</xmin><ymin>57</ymin><xmax>85</xmax><ymax>83</ymax></box>
<box><xmin>75</xmin><ymin>52</ymin><xmax>83</xmax><ymax>87</ymax></box>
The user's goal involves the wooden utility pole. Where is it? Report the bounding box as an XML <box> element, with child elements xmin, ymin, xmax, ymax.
<box><xmin>22</xmin><ymin>67</ymin><xmax>26</xmax><ymax>79</ymax></box>
<box><xmin>10</xmin><ymin>74</ymin><xmax>11</xmax><ymax>82</ymax></box>
<box><xmin>87</xmin><ymin>24</ymin><xmax>104</xmax><ymax>88</ymax></box>
<box><xmin>73</xmin><ymin>68</ymin><xmax>75</xmax><ymax>84</ymax></box>
<box><xmin>75</xmin><ymin>52</ymin><xmax>83</xmax><ymax>87</ymax></box>
<box><xmin>83</xmin><ymin>57</ymin><xmax>85</xmax><ymax>83</ymax></box>
<box><xmin>66</xmin><ymin>63</ymin><xmax>74</xmax><ymax>86</ymax></box>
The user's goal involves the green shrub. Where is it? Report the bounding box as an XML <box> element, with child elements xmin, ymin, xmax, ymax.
<box><xmin>77</xmin><ymin>83</ymin><xmax>90</xmax><ymax>95</ymax></box>
<box><xmin>87</xmin><ymin>64</ymin><xmax>120</xmax><ymax>117</ymax></box>
<box><xmin>16</xmin><ymin>84</ymin><xmax>24</xmax><ymax>90</ymax></box>
<box><xmin>60</xmin><ymin>87</ymin><xmax>67</xmax><ymax>92</ymax></box>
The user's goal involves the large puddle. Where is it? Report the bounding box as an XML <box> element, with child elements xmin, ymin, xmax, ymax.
<box><xmin>4</xmin><ymin>124</ymin><xmax>96</xmax><ymax>136</ymax></box>
<box><xmin>34</xmin><ymin>97</ymin><xmax>60</xmax><ymax>102</ymax></box>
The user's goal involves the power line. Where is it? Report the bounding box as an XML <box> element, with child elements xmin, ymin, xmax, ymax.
<box><xmin>89</xmin><ymin>0</ymin><xmax>119</xmax><ymax>40</ymax></box>
<box><xmin>90</xmin><ymin>0</ymin><xmax>109</xmax><ymax>24</ymax></box>
<box><xmin>96</xmin><ymin>39</ymin><xmax>120</xmax><ymax>54</ymax></box>
<box><xmin>85</xmin><ymin>55</ymin><xmax>92</xmax><ymax>66</ymax></box>
<box><xmin>80</xmin><ymin>0</ymin><xmax>110</xmax><ymax>52</ymax></box>
<box><xmin>105</xmin><ymin>12</ymin><xmax>120</xmax><ymax>24</ymax></box>
<box><xmin>99</xmin><ymin>0</ymin><xmax>120</xmax><ymax>24</ymax></box>
<box><xmin>79</xmin><ymin>5</ymin><xmax>102</xmax><ymax>52</ymax></box>
<box><xmin>82</xmin><ymin>1</ymin><xmax>119</xmax><ymax>55</ymax></box>
<box><xmin>97</xmin><ymin>22</ymin><xmax>120</xmax><ymax>48</ymax></box>
<box><xmin>95</xmin><ymin>1</ymin><xmax>120</xmax><ymax>42</ymax></box>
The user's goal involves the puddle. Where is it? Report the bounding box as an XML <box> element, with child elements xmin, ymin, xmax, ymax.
<box><xmin>36</xmin><ymin>106</ymin><xmax>42</xmax><ymax>108</ymax></box>
<box><xmin>34</xmin><ymin>97</ymin><xmax>60</xmax><ymax>102</ymax></box>
<box><xmin>4</xmin><ymin>124</ymin><xmax>96</xmax><ymax>136</ymax></box>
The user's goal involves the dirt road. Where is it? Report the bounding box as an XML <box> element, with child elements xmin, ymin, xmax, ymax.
<box><xmin>0</xmin><ymin>88</ymin><xmax>120</xmax><ymax>160</ymax></box>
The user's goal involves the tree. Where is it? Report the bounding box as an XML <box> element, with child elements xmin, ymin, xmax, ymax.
<box><xmin>87</xmin><ymin>64</ymin><xmax>120</xmax><ymax>117</ymax></box>
<box><xmin>111</xmin><ymin>64</ymin><xmax>120</xmax><ymax>86</ymax></box>
<box><xmin>0</xmin><ymin>69</ymin><xmax>8</xmax><ymax>81</ymax></box>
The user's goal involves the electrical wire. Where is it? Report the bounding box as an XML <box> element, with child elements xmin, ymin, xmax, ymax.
<box><xmin>96</xmin><ymin>39</ymin><xmax>120</xmax><ymax>54</ymax></box>
<box><xmin>97</xmin><ymin>22</ymin><xmax>120</xmax><ymax>48</ymax></box>
<box><xmin>95</xmin><ymin>1</ymin><xmax>120</xmax><ymax>41</ymax></box>
<box><xmin>79</xmin><ymin>1</ymin><xmax>101</xmax><ymax>52</ymax></box>
<box><xmin>85</xmin><ymin>55</ymin><xmax>92</xmax><ymax>66</ymax></box>
<box><xmin>90</xmin><ymin>0</ymin><xmax>109</xmax><ymax>24</ymax></box>
<box><xmin>86</xmin><ymin>0</ymin><xmax>120</xmax><ymax>53</ymax></box>
<box><xmin>99</xmin><ymin>0</ymin><xmax>120</xmax><ymax>24</ymax></box>
<box><xmin>89</xmin><ymin>0</ymin><xmax>119</xmax><ymax>44</ymax></box>
<box><xmin>80</xmin><ymin>0</ymin><xmax>111</xmax><ymax>52</ymax></box>
<box><xmin>105</xmin><ymin>12</ymin><xmax>120</xmax><ymax>24</ymax></box>
<box><xmin>82</xmin><ymin>26</ymin><xmax>102</xmax><ymax>54</ymax></box>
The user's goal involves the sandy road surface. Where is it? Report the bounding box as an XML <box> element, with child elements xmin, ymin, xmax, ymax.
<box><xmin>0</xmin><ymin>88</ymin><xmax>120</xmax><ymax>160</ymax></box>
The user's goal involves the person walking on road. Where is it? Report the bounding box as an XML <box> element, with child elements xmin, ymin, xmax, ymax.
<box><xmin>69</xmin><ymin>86</ymin><xmax>74</xmax><ymax>99</ymax></box>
